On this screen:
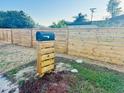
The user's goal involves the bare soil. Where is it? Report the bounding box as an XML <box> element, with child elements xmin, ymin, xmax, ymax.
<box><xmin>19</xmin><ymin>71</ymin><xmax>74</xmax><ymax>93</ymax></box>
<box><xmin>0</xmin><ymin>42</ymin><xmax>36</xmax><ymax>73</ymax></box>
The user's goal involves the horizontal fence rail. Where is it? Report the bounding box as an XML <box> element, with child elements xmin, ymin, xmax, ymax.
<box><xmin>0</xmin><ymin>28</ymin><xmax>124</xmax><ymax>65</ymax></box>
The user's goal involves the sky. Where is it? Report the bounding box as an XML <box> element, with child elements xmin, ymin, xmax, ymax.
<box><xmin>0</xmin><ymin>0</ymin><xmax>124</xmax><ymax>26</ymax></box>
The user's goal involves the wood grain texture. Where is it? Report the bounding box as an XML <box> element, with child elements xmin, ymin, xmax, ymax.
<box><xmin>0</xmin><ymin>28</ymin><xmax>124</xmax><ymax>65</ymax></box>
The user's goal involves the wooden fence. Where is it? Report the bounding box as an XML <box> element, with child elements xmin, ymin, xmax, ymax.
<box><xmin>0</xmin><ymin>28</ymin><xmax>124</xmax><ymax>65</ymax></box>
<box><xmin>0</xmin><ymin>28</ymin><xmax>68</xmax><ymax>53</ymax></box>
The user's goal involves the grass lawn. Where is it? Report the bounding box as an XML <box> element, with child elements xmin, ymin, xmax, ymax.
<box><xmin>4</xmin><ymin>57</ymin><xmax>124</xmax><ymax>93</ymax></box>
<box><xmin>69</xmin><ymin>61</ymin><xmax>124</xmax><ymax>93</ymax></box>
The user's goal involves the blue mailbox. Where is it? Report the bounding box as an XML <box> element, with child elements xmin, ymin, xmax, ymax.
<box><xmin>36</xmin><ymin>31</ymin><xmax>55</xmax><ymax>41</ymax></box>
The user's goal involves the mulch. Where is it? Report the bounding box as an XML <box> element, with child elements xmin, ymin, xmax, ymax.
<box><xmin>19</xmin><ymin>71</ymin><xmax>74</xmax><ymax>93</ymax></box>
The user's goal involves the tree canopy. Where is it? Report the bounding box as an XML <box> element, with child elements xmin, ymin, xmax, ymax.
<box><xmin>50</xmin><ymin>20</ymin><xmax>67</xmax><ymax>28</ymax></box>
<box><xmin>66</xmin><ymin>13</ymin><xmax>90</xmax><ymax>26</ymax></box>
<box><xmin>0</xmin><ymin>11</ymin><xmax>35</xmax><ymax>28</ymax></box>
<box><xmin>73</xmin><ymin>13</ymin><xmax>88</xmax><ymax>24</ymax></box>
<box><xmin>107</xmin><ymin>0</ymin><xmax>122</xmax><ymax>18</ymax></box>
<box><xmin>50</xmin><ymin>13</ymin><xmax>90</xmax><ymax>28</ymax></box>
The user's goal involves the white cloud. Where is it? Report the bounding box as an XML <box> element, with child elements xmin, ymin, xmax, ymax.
<box><xmin>120</xmin><ymin>0</ymin><xmax>124</xmax><ymax>11</ymax></box>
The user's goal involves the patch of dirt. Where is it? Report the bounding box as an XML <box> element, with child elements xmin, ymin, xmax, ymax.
<box><xmin>15</xmin><ymin>66</ymin><xmax>36</xmax><ymax>82</ymax></box>
<box><xmin>5</xmin><ymin>62</ymin><xmax>76</xmax><ymax>85</ymax></box>
<box><xmin>55</xmin><ymin>62</ymin><xmax>72</xmax><ymax>72</ymax></box>
<box><xmin>0</xmin><ymin>43</ymin><xmax>36</xmax><ymax>73</ymax></box>
<box><xmin>56</xmin><ymin>62</ymin><xmax>78</xmax><ymax>73</ymax></box>
<box><xmin>57</xmin><ymin>54</ymin><xmax>124</xmax><ymax>73</ymax></box>
<box><xmin>19</xmin><ymin>71</ymin><xmax>74</xmax><ymax>93</ymax></box>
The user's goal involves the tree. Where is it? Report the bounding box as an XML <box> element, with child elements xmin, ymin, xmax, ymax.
<box><xmin>57</xmin><ymin>20</ymin><xmax>67</xmax><ymax>28</ymax></box>
<box><xmin>107</xmin><ymin>0</ymin><xmax>122</xmax><ymax>18</ymax></box>
<box><xmin>73</xmin><ymin>13</ymin><xmax>88</xmax><ymax>24</ymax></box>
<box><xmin>0</xmin><ymin>11</ymin><xmax>35</xmax><ymax>28</ymax></box>
<box><xmin>50</xmin><ymin>20</ymin><xmax>67</xmax><ymax>28</ymax></box>
<box><xmin>50</xmin><ymin>13</ymin><xmax>90</xmax><ymax>28</ymax></box>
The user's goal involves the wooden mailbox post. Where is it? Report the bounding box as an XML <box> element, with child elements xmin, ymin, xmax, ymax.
<box><xmin>36</xmin><ymin>32</ymin><xmax>55</xmax><ymax>77</ymax></box>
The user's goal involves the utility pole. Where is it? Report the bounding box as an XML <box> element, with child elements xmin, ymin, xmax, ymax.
<box><xmin>90</xmin><ymin>8</ymin><xmax>96</xmax><ymax>24</ymax></box>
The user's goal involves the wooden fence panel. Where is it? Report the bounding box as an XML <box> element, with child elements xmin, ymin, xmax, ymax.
<box><xmin>0</xmin><ymin>29</ymin><xmax>11</xmax><ymax>42</ymax></box>
<box><xmin>12</xmin><ymin>29</ymin><xmax>32</xmax><ymax>47</ymax></box>
<box><xmin>0</xmin><ymin>28</ymin><xmax>124</xmax><ymax>65</ymax></box>
<box><xmin>68</xmin><ymin>28</ymin><xmax>124</xmax><ymax>65</ymax></box>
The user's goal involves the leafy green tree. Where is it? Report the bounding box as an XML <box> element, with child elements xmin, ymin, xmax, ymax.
<box><xmin>50</xmin><ymin>22</ymin><xmax>58</xmax><ymax>28</ymax></box>
<box><xmin>107</xmin><ymin>0</ymin><xmax>122</xmax><ymax>18</ymax></box>
<box><xmin>57</xmin><ymin>20</ymin><xmax>67</xmax><ymax>28</ymax></box>
<box><xmin>0</xmin><ymin>11</ymin><xmax>35</xmax><ymax>28</ymax></box>
<box><xmin>73</xmin><ymin>13</ymin><xmax>88</xmax><ymax>24</ymax></box>
<box><xmin>50</xmin><ymin>20</ymin><xmax>67</xmax><ymax>28</ymax></box>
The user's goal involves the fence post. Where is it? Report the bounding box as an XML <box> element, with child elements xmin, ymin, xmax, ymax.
<box><xmin>2</xmin><ymin>31</ymin><xmax>4</xmax><ymax>41</ymax></box>
<box><xmin>66</xmin><ymin>28</ymin><xmax>69</xmax><ymax>54</ymax></box>
<box><xmin>30</xmin><ymin>29</ymin><xmax>33</xmax><ymax>47</ymax></box>
<box><xmin>11</xmin><ymin>29</ymin><xmax>13</xmax><ymax>44</ymax></box>
<box><xmin>6</xmin><ymin>31</ymin><xmax>8</xmax><ymax>42</ymax></box>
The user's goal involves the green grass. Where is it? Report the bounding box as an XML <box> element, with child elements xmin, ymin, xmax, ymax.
<box><xmin>0</xmin><ymin>51</ymin><xmax>11</xmax><ymax>56</ymax></box>
<box><xmin>69</xmin><ymin>77</ymin><xmax>108</xmax><ymax>93</ymax></box>
<box><xmin>0</xmin><ymin>61</ymin><xmax>11</xmax><ymax>68</ymax></box>
<box><xmin>71</xmin><ymin>62</ymin><xmax>124</xmax><ymax>93</ymax></box>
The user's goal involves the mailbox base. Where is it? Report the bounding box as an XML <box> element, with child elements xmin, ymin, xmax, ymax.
<box><xmin>37</xmin><ymin>41</ymin><xmax>55</xmax><ymax>77</ymax></box>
